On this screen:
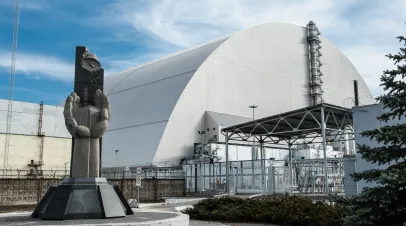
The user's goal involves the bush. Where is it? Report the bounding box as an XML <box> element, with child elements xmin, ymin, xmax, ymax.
<box><xmin>182</xmin><ymin>195</ymin><xmax>349</xmax><ymax>226</ymax></box>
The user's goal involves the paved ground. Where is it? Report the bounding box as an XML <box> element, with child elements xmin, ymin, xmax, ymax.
<box><xmin>0</xmin><ymin>198</ymin><xmax>279</xmax><ymax>226</ymax></box>
<box><xmin>190</xmin><ymin>220</ymin><xmax>276</xmax><ymax>225</ymax></box>
<box><xmin>0</xmin><ymin>211</ymin><xmax>178</xmax><ymax>226</ymax></box>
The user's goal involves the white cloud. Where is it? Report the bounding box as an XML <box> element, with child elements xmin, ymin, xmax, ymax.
<box><xmin>0</xmin><ymin>50</ymin><xmax>169</xmax><ymax>82</ymax></box>
<box><xmin>1</xmin><ymin>0</ymin><xmax>404</xmax><ymax>98</ymax></box>
<box><xmin>103</xmin><ymin>0</ymin><xmax>406</xmax><ymax>97</ymax></box>
<box><xmin>0</xmin><ymin>0</ymin><xmax>46</xmax><ymax>11</ymax></box>
<box><xmin>0</xmin><ymin>85</ymin><xmax>64</xmax><ymax>101</ymax></box>
<box><xmin>102</xmin><ymin>52</ymin><xmax>175</xmax><ymax>76</ymax></box>
<box><xmin>0</xmin><ymin>51</ymin><xmax>74</xmax><ymax>82</ymax></box>
<box><xmin>108</xmin><ymin>0</ymin><xmax>351</xmax><ymax>48</ymax></box>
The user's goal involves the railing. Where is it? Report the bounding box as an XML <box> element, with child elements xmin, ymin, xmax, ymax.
<box><xmin>183</xmin><ymin>159</ymin><xmax>350</xmax><ymax>196</ymax></box>
<box><xmin>102</xmin><ymin>167</ymin><xmax>185</xmax><ymax>179</ymax></box>
<box><xmin>0</xmin><ymin>169</ymin><xmax>69</xmax><ymax>179</ymax></box>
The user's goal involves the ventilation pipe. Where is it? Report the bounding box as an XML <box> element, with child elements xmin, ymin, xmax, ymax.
<box><xmin>353</xmin><ymin>80</ymin><xmax>359</xmax><ymax>107</ymax></box>
<box><xmin>307</xmin><ymin>21</ymin><xmax>323</xmax><ymax>105</ymax></box>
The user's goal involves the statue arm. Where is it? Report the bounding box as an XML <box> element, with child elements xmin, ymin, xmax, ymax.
<box><xmin>64</xmin><ymin>92</ymin><xmax>90</xmax><ymax>138</ymax></box>
<box><xmin>91</xmin><ymin>89</ymin><xmax>110</xmax><ymax>138</ymax></box>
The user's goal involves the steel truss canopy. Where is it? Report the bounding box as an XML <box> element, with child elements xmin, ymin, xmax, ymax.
<box><xmin>221</xmin><ymin>103</ymin><xmax>353</xmax><ymax>146</ymax></box>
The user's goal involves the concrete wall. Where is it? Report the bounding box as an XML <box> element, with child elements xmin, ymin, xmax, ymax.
<box><xmin>0</xmin><ymin>178</ymin><xmax>185</xmax><ymax>206</ymax></box>
<box><xmin>351</xmin><ymin>103</ymin><xmax>405</xmax><ymax>194</ymax></box>
<box><xmin>0</xmin><ymin>134</ymin><xmax>71</xmax><ymax>171</ymax></box>
<box><xmin>0</xmin><ymin>100</ymin><xmax>70</xmax><ymax>138</ymax></box>
<box><xmin>0</xmin><ymin>99</ymin><xmax>71</xmax><ymax>172</ymax></box>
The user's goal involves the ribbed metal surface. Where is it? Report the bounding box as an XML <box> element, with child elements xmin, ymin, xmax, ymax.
<box><xmin>102</xmin><ymin>38</ymin><xmax>228</xmax><ymax>166</ymax></box>
<box><xmin>103</xmin><ymin>22</ymin><xmax>374</xmax><ymax>167</ymax></box>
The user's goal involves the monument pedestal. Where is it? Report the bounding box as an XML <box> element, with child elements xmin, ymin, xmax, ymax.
<box><xmin>31</xmin><ymin>177</ymin><xmax>133</xmax><ymax>220</ymax></box>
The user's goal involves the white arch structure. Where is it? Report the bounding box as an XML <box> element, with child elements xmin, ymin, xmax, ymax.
<box><xmin>102</xmin><ymin>22</ymin><xmax>374</xmax><ymax>167</ymax></box>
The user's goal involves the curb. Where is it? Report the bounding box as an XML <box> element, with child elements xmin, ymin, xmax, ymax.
<box><xmin>164</xmin><ymin>197</ymin><xmax>206</xmax><ymax>205</ymax></box>
<box><xmin>174</xmin><ymin>205</ymin><xmax>194</xmax><ymax>212</ymax></box>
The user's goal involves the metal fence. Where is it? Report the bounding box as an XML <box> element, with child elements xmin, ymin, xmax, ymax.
<box><xmin>101</xmin><ymin>166</ymin><xmax>185</xmax><ymax>179</ymax></box>
<box><xmin>0</xmin><ymin>166</ymin><xmax>185</xmax><ymax>180</ymax></box>
<box><xmin>0</xmin><ymin>169</ymin><xmax>68</xmax><ymax>179</ymax></box>
<box><xmin>184</xmin><ymin>158</ymin><xmax>351</xmax><ymax>196</ymax></box>
<box><xmin>0</xmin><ymin>178</ymin><xmax>185</xmax><ymax>206</ymax></box>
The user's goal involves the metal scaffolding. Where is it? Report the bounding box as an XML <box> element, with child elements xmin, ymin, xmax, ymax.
<box><xmin>221</xmin><ymin>103</ymin><xmax>353</xmax><ymax>194</ymax></box>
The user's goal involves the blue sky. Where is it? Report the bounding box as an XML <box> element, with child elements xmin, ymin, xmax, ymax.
<box><xmin>0</xmin><ymin>0</ymin><xmax>404</xmax><ymax>105</ymax></box>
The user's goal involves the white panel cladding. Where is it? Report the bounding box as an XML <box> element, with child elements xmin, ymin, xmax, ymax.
<box><xmin>0</xmin><ymin>99</ymin><xmax>70</xmax><ymax>138</ymax></box>
<box><xmin>249</xmin><ymin>23</ymin><xmax>309</xmax><ymax>55</ymax></box>
<box><xmin>108</xmin><ymin>39</ymin><xmax>227</xmax><ymax>94</ymax></box>
<box><xmin>102</xmin><ymin>37</ymin><xmax>228</xmax><ymax>167</ymax></box>
<box><xmin>104</xmin><ymin>70</ymin><xmax>137</xmax><ymax>95</ymax></box>
<box><xmin>101</xmin><ymin>22</ymin><xmax>375</xmax><ymax>166</ymax></box>
<box><xmin>154</xmin><ymin>23</ymin><xmax>374</xmax><ymax>166</ymax></box>
<box><xmin>106</xmin><ymin>72</ymin><xmax>194</xmax><ymax>131</ymax></box>
<box><xmin>102</xmin><ymin>121</ymin><xmax>167</xmax><ymax>167</ymax></box>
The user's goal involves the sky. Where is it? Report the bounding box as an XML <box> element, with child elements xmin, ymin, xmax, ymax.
<box><xmin>0</xmin><ymin>0</ymin><xmax>404</xmax><ymax>106</ymax></box>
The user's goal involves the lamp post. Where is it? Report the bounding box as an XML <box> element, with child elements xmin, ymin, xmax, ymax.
<box><xmin>249</xmin><ymin>105</ymin><xmax>258</xmax><ymax>190</ymax></box>
<box><xmin>64</xmin><ymin>162</ymin><xmax>69</xmax><ymax>178</ymax></box>
<box><xmin>115</xmin><ymin>150</ymin><xmax>119</xmax><ymax>168</ymax></box>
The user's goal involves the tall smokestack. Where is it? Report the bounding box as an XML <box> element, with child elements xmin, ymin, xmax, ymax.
<box><xmin>353</xmin><ymin>80</ymin><xmax>359</xmax><ymax>106</ymax></box>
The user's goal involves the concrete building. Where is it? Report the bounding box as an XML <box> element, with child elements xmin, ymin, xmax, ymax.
<box><xmin>345</xmin><ymin>103</ymin><xmax>404</xmax><ymax>196</ymax></box>
<box><xmin>0</xmin><ymin>100</ymin><xmax>71</xmax><ymax>177</ymax></box>
<box><xmin>102</xmin><ymin>22</ymin><xmax>375</xmax><ymax>167</ymax></box>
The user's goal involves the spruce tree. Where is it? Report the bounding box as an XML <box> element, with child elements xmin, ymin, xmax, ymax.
<box><xmin>342</xmin><ymin>34</ymin><xmax>406</xmax><ymax>226</ymax></box>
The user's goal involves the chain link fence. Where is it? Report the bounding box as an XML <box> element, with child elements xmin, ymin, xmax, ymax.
<box><xmin>184</xmin><ymin>159</ymin><xmax>350</xmax><ymax>196</ymax></box>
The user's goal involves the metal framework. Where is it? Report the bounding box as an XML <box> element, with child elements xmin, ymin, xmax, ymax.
<box><xmin>3</xmin><ymin>0</ymin><xmax>20</xmax><ymax>176</ymax></box>
<box><xmin>221</xmin><ymin>103</ymin><xmax>354</xmax><ymax>194</ymax></box>
<box><xmin>307</xmin><ymin>21</ymin><xmax>324</xmax><ymax>105</ymax></box>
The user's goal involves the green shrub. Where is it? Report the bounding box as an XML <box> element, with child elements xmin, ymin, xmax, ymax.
<box><xmin>182</xmin><ymin>195</ymin><xmax>349</xmax><ymax>226</ymax></box>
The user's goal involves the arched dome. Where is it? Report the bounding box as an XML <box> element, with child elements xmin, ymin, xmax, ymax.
<box><xmin>102</xmin><ymin>22</ymin><xmax>374</xmax><ymax>167</ymax></box>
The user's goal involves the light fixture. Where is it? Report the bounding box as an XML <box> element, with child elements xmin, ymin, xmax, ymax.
<box><xmin>81</xmin><ymin>48</ymin><xmax>102</xmax><ymax>71</ymax></box>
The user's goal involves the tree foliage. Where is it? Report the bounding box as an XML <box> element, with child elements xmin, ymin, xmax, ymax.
<box><xmin>340</xmin><ymin>34</ymin><xmax>406</xmax><ymax>226</ymax></box>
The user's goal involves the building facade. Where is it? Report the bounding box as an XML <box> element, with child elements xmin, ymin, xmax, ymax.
<box><xmin>345</xmin><ymin>103</ymin><xmax>403</xmax><ymax>196</ymax></box>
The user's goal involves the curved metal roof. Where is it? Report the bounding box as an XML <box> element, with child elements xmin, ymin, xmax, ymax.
<box><xmin>102</xmin><ymin>22</ymin><xmax>374</xmax><ymax>167</ymax></box>
<box><xmin>102</xmin><ymin>36</ymin><xmax>229</xmax><ymax>165</ymax></box>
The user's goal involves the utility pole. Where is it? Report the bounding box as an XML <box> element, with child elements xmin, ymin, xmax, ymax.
<box><xmin>249</xmin><ymin>105</ymin><xmax>258</xmax><ymax>190</ymax></box>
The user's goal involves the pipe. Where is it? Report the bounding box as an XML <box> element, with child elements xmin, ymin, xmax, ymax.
<box><xmin>353</xmin><ymin>80</ymin><xmax>359</xmax><ymax>106</ymax></box>
<box><xmin>225</xmin><ymin>132</ymin><xmax>230</xmax><ymax>195</ymax></box>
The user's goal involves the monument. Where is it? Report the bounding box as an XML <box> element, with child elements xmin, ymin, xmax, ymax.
<box><xmin>31</xmin><ymin>46</ymin><xmax>134</xmax><ymax>220</ymax></box>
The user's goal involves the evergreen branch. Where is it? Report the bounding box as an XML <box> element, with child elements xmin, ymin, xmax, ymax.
<box><xmin>357</xmin><ymin>144</ymin><xmax>406</xmax><ymax>164</ymax></box>
<box><xmin>351</xmin><ymin>161</ymin><xmax>406</xmax><ymax>185</ymax></box>
<box><xmin>342</xmin><ymin>186</ymin><xmax>406</xmax><ymax>226</ymax></box>
<box><xmin>345</xmin><ymin>26</ymin><xmax>406</xmax><ymax>226</ymax></box>
<box><xmin>359</xmin><ymin>124</ymin><xmax>406</xmax><ymax>145</ymax></box>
